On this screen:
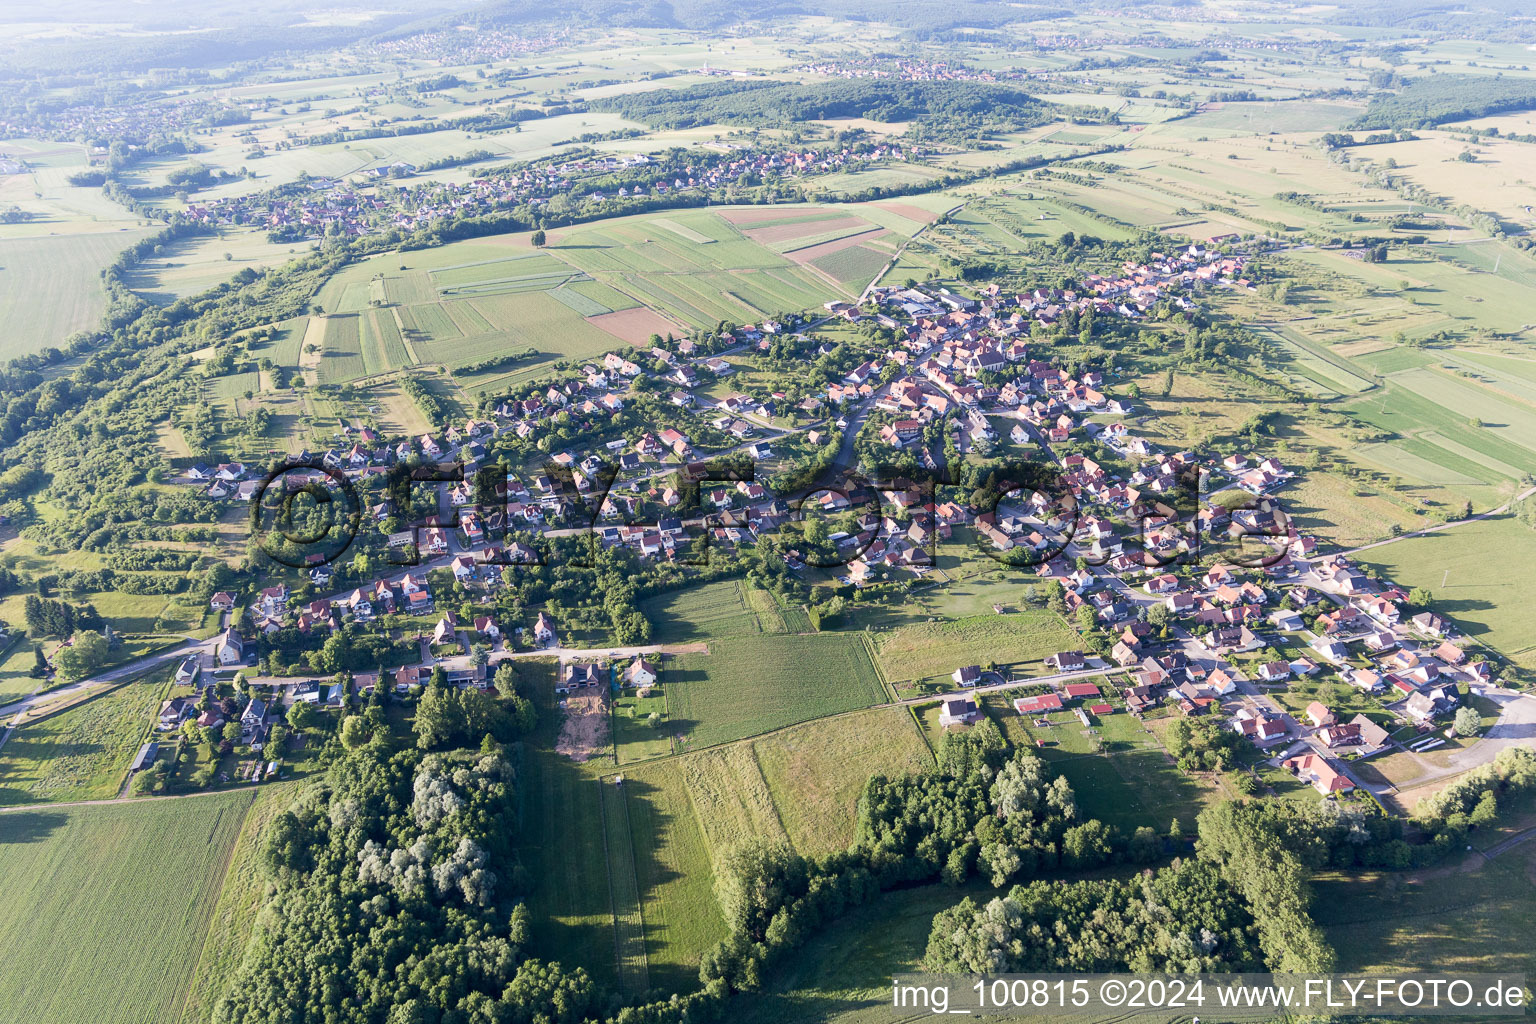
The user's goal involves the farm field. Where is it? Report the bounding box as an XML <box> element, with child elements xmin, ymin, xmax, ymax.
<box><xmin>548</xmin><ymin>207</ymin><xmax>884</xmax><ymax>327</ymax></box>
<box><xmin>513</xmin><ymin>663</ymin><xmax>620</xmax><ymax>991</ymax></box>
<box><xmin>872</xmin><ymin>608</ymin><xmax>1080</xmax><ymax>683</ymax></box>
<box><xmin>308</xmin><ymin>243</ymin><xmax>634</xmax><ymax>392</ymax></box>
<box><xmin>1344</xmin><ymin>131</ymin><xmax>1536</xmax><ymax>226</ymax></box>
<box><xmin>122</xmin><ymin>230</ymin><xmax>302</xmax><ymax>304</ymax></box>
<box><xmin>178</xmin><ymin>783</ymin><xmax>300</xmax><ymax>1024</ymax></box>
<box><xmin>1356</xmin><ymin>515</ymin><xmax>1536</xmax><ymax>668</ymax></box>
<box><xmin>0</xmin><ymin>231</ymin><xmax>148</xmax><ymax>358</ymax></box>
<box><xmin>609</xmin><ymin>755</ymin><xmax>737</xmax><ymax>994</ymax></box>
<box><xmin>0</xmin><ymin>679</ymin><xmax>165</xmax><ymax>806</ymax></box>
<box><xmin>664</xmin><ymin>633</ymin><xmax>888</xmax><ymax>751</ymax></box>
<box><xmin>752</xmin><ymin>707</ymin><xmax>933</xmax><ymax>855</ymax></box>
<box><xmin>0</xmin><ymin>792</ymin><xmax>255</xmax><ymax>1024</ymax></box>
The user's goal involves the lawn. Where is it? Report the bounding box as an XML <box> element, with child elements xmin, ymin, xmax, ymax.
<box><xmin>614</xmin><ymin>684</ymin><xmax>672</xmax><ymax>763</ymax></box>
<box><xmin>983</xmin><ymin>695</ymin><xmax>1223</xmax><ymax>834</ymax></box>
<box><xmin>0</xmin><ymin>636</ymin><xmax>40</xmax><ymax>705</ymax></box>
<box><xmin>0</xmin><ymin>678</ymin><xmax>166</xmax><ymax>805</ymax></box>
<box><xmin>872</xmin><ymin>608</ymin><xmax>1080</xmax><ymax>683</ymax></box>
<box><xmin>665</xmin><ymin>633</ymin><xmax>889</xmax><ymax>750</ymax></box>
<box><xmin>0</xmin><ymin>792</ymin><xmax>255</xmax><ymax>1024</ymax></box>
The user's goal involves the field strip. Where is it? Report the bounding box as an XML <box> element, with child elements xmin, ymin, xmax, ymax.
<box><xmin>599</xmin><ymin>777</ymin><xmax>650</xmax><ymax>995</ymax></box>
<box><xmin>428</xmin><ymin>253</ymin><xmax>553</xmax><ymax>272</ymax></box>
<box><xmin>780</xmin><ymin>224</ymin><xmax>887</xmax><ymax>255</ymax></box>
<box><xmin>1427</xmin><ymin>360</ymin><xmax>1536</xmax><ymax>412</ymax></box>
<box><xmin>651</xmin><ymin>218</ymin><xmax>714</xmax><ymax>244</ymax></box>
<box><xmin>170</xmin><ymin>788</ymin><xmax>261</xmax><ymax>1024</ymax></box>
<box><xmin>1351</xmin><ymin>441</ymin><xmax>1483</xmax><ymax>487</ymax></box>
<box><xmin>863</xmin><ymin>632</ymin><xmax>897</xmax><ymax>702</ymax></box>
<box><xmin>297</xmin><ymin>317</ymin><xmax>327</xmax><ymax>385</ymax></box>
<box><xmin>678</xmin><ymin>745</ymin><xmax>788</xmax><ymax>862</ymax></box>
<box><xmin>391</xmin><ymin>307</ymin><xmax>422</xmax><ymax>363</ymax></box>
<box><xmin>1417</xmin><ymin>432</ymin><xmax>1526</xmax><ymax>480</ymax></box>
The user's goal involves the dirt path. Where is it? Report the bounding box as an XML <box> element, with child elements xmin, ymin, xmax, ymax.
<box><xmin>0</xmin><ymin>783</ymin><xmax>264</xmax><ymax>814</ymax></box>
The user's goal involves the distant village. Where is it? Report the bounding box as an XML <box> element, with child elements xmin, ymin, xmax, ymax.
<box><xmin>181</xmin><ymin>142</ymin><xmax>922</xmax><ymax>240</ymax></box>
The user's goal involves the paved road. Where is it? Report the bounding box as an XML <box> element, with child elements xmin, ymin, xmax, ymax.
<box><xmin>1483</xmin><ymin>821</ymin><xmax>1536</xmax><ymax>860</ymax></box>
<box><xmin>857</xmin><ymin>202</ymin><xmax>965</xmax><ymax>305</ymax></box>
<box><xmin>0</xmin><ymin>636</ymin><xmax>214</xmax><ymax>757</ymax></box>
<box><xmin>1386</xmin><ymin>688</ymin><xmax>1536</xmax><ymax>800</ymax></box>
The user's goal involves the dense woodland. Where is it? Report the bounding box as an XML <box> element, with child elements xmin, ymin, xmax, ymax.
<box><xmin>589</xmin><ymin>79</ymin><xmax>1056</xmax><ymax>130</ymax></box>
<box><xmin>925</xmin><ymin>859</ymin><xmax>1262</xmax><ymax>973</ymax></box>
<box><xmin>1351</xmin><ymin>75</ymin><xmax>1536</xmax><ymax>130</ymax></box>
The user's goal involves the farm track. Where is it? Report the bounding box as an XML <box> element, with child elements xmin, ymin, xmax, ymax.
<box><xmin>1336</xmin><ymin>483</ymin><xmax>1536</xmax><ymax>557</ymax></box>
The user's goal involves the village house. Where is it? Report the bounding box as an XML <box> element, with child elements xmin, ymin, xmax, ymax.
<box><xmin>938</xmin><ymin>693</ymin><xmax>983</xmax><ymax>727</ymax></box>
<box><xmin>1283</xmin><ymin>753</ymin><xmax>1354</xmax><ymax>795</ymax></box>
<box><xmin>1231</xmin><ymin>707</ymin><xmax>1287</xmax><ymax>745</ymax></box>
<box><xmin>626</xmin><ymin>657</ymin><xmax>659</xmax><ymax>688</ymax></box>
<box><xmin>217</xmin><ymin>628</ymin><xmax>247</xmax><ymax>666</ymax></box>
<box><xmin>557</xmin><ymin>662</ymin><xmax>606</xmax><ymax>694</ymax></box>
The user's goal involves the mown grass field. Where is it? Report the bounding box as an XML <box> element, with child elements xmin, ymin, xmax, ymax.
<box><xmin>0</xmin><ymin>231</ymin><xmax>148</xmax><ymax>358</ymax></box>
<box><xmin>1315</xmin><ymin>846</ymin><xmax>1536</xmax><ymax>978</ymax></box>
<box><xmin>600</xmin><ymin>705</ymin><xmax>938</xmax><ymax>996</ymax></box>
<box><xmin>614</xmin><ymin>683</ymin><xmax>673</xmax><ymax>763</ymax></box>
<box><xmin>511</xmin><ymin>660</ymin><xmax>620</xmax><ymax>991</ymax></box>
<box><xmin>0</xmin><ymin>792</ymin><xmax>254</xmax><ymax>1024</ymax></box>
<box><xmin>315</xmin><ymin>313</ymin><xmax>366</xmax><ymax>384</ymax></box>
<box><xmin>605</xmin><ymin>758</ymin><xmax>726</xmax><ymax>996</ymax></box>
<box><xmin>872</xmin><ymin>608</ymin><xmax>1079</xmax><ymax>683</ymax></box>
<box><xmin>1357</xmin><ymin>514</ymin><xmax>1536</xmax><ymax>667</ymax></box>
<box><xmin>666</xmin><ymin>633</ymin><xmax>888</xmax><ymax>750</ymax></box>
<box><xmin>639</xmin><ymin>579</ymin><xmax>781</xmax><ymax>643</ymax></box>
<box><xmin>0</xmin><ymin>679</ymin><xmax>165</xmax><ymax>805</ymax></box>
